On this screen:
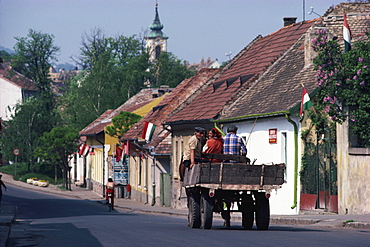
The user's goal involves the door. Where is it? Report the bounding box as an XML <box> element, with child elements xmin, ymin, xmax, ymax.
<box><xmin>160</xmin><ymin>173</ymin><xmax>171</xmax><ymax>207</ymax></box>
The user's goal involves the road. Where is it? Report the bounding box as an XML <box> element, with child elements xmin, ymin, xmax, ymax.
<box><xmin>4</xmin><ymin>184</ymin><xmax>370</xmax><ymax>247</ymax></box>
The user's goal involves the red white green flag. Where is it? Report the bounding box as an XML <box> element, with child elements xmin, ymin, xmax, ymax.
<box><xmin>142</xmin><ymin>121</ymin><xmax>156</xmax><ymax>141</ymax></box>
<box><xmin>300</xmin><ymin>88</ymin><xmax>313</xmax><ymax>117</ymax></box>
<box><xmin>343</xmin><ymin>13</ymin><xmax>352</xmax><ymax>52</ymax></box>
<box><xmin>78</xmin><ymin>143</ymin><xmax>90</xmax><ymax>157</ymax></box>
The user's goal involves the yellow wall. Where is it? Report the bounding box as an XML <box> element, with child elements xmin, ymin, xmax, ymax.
<box><xmin>337</xmin><ymin>121</ymin><xmax>370</xmax><ymax>214</ymax></box>
<box><xmin>132</xmin><ymin>93</ymin><xmax>167</xmax><ymax>116</ymax></box>
<box><xmin>91</xmin><ymin>148</ymin><xmax>104</xmax><ymax>184</ymax></box>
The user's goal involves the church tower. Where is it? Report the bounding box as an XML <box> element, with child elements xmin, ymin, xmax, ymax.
<box><xmin>145</xmin><ymin>3</ymin><xmax>168</xmax><ymax>62</ymax></box>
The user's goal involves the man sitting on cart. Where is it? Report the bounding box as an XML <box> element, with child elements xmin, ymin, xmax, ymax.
<box><xmin>221</xmin><ymin>125</ymin><xmax>247</xmax><ymax>226</ymax></box>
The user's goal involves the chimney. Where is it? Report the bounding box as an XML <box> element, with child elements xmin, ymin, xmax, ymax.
<box><xmin>283</xmin><ymin>17</ymin><xmax>297</xmax><ymax>27</ymax></box>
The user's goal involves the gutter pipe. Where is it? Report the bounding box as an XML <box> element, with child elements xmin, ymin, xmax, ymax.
<box><xmin>285</xmin><ymin>113</ymin><xmax>299</xmax><ymax>210</ymax></box>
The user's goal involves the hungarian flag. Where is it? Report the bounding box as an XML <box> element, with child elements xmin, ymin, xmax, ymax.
<box><xmin>115</xmin><ymin>145</ymin><xmax>123</xmax><ymax>162</ymax></box>
<box><xmin>300</xmin><ymin>88</ymin><xmax>313</xmax><ymax>117</ymax></box>
<box><xmin>125</xmin><ymin>141</ymin><xmax>130</xmax><ymax>155</ymax></box>
<box><xmin>79</xmin><ymin>143</ymin><xmax>90</xmax><ymax>157</ymax></box>
<box><xmin>142</xmin><ymin>121</ymin><xmax>156</xmax><ymax>141</ymax></box>
<box><xmin>343</xmin><ymin>13</ymin><xmax>352</xmax><ymax>52</ymax></box>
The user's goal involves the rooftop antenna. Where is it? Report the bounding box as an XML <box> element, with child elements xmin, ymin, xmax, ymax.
<box><xmin>225</xmin><ymin>51</ymin><xmax>232</xmax><ymax>60</ymax></box>
<box><xmin>308</xmin><ymin>7</ymin><xmax>321</xmax><ymax>17</ymax></box>
<box><xmin>303</xmin><ymin>0</ymin><xmax>305</xmax><ymax>21</ymax></box>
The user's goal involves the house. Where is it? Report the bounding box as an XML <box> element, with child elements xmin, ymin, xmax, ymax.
<box><xmin>0</xmin><ymin>63</ymin><xmax>37</xmax><ymax>121</ymax></box>
<box><xmin>165</xmin><ymin>18</ymin><xmax>317</xmax><ymax>212</ymax></box>
<box><xmin>320</xmin><ymin>2</ymin><xmax>370</xmax><ymax>215</ymax></box>
<box><xmin>214</xmin><ymin>22</ymin><xmax>321</xmax><ymax>215</ymax></box>
<box><xmin>207</xmin><ymin>2</ymin><xmax>370</xmax><ymax>215</ymax></box>
<box><xmin>120</xmin><ymin>68</ymin><xmax>220</xmax><ymax>206</ymax></box>
<box><xmin>74</xmin><ymin>87</ymin><xmax>170</xmax><ymax>196</ymax></box>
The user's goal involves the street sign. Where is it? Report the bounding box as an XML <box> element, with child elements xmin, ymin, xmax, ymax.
<box><xmin>13</xmin><ymin>148</ymin><xmax>20</xmax><ymax>156</ymax></box>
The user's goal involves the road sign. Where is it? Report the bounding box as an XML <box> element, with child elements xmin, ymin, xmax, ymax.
<box><xmin>13</xmin><ymin>148</ymin><xmax>20</xmax><ymax>156</ymax></box>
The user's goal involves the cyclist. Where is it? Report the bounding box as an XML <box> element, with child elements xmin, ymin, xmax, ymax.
<box><xmin>106</xmin><ymin>178</ymin><xmax>114</xmax><ymax>210</ymax></box>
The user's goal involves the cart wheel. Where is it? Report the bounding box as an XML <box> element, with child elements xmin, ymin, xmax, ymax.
<box><xmin>241</xmin><ymin>194</ymin><xmax>254</xmax><ymax>230</ymax></box>
<box><xmin>255</xmin><ymin>193</ymin><xmax>270</xmax><ymax>230</ymax></box>
<box><xmin>201</xmin><ymin>191</ymin><xmax>213</xmax><ymax>229</ymax></box>
<box><xmin>188</xmin><ymin>189</ymin><xmax>201</xmax><ymax>228</ymax></box>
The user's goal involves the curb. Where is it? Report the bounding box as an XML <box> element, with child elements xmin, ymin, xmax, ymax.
<box><xmin>344</xmin><ymin>221</ymin><xmax>370</xmax><ymax>229</ymax></box>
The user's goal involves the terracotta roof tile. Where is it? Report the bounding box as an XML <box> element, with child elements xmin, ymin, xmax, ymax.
<box><xmin>79</xmin><ymin>109</ymin><xmax>115</xmax><ymax>136</ymax></box>
<box><xmin>79</xmin><ymin>88</ymin><xmax>165</xmax><ymax>136</ymax></box>
<box><xmin>0</xmin><ymin>63</ymin><xmax>37</xmax><ymax>91</ymax></box>
<box><xmin>220</xmin><ymin>3</ymin><xmax>370</xmax><ymax>120</ymax></box>
<box><xmin>121</xmin><ymin>68</ymin><xmax>219</xmax><ymax>154</ymax></box>
<box><xmin>166</xmin><ymin>20</ymin><xmax>317</xmax><ymax>124</ymax></box>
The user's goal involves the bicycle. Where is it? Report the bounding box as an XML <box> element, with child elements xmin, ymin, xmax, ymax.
<box><xmin>107</xmin><ymin>192</ymin><xmax>113</xmax><ymax>212</ymax></box>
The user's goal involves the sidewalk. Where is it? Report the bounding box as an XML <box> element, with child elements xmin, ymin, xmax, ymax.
<box><xmin>1</xmin><ymin>172</ymin><xmax>370</xmax><ymax>244</ymax></box>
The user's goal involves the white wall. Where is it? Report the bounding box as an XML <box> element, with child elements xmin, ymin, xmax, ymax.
<box><xmin>0</xmin><ymin>78</ymin><xmax>22</xmax><ymax>120</ymax></box>
<box><xmin>224</xmin><ymin>116</ymin><xmax>301</xmax><ymax>215</ymax></box>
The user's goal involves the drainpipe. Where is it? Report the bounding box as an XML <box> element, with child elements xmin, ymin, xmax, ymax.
<box><xmin>95</xmin><ymin>134</ymin><xmax>105</xmax><ymax>198</ymax></box>
<box><xmin>133</xmin><ymin>139</ymin><xmax>149</xmax><ymax>204</ymax></box>
<box><xmin>151</xmin><ymin>155</ymin><xmax>156</xmax><ymax>206</ymax></box>
<box><xmin>285</xmin><ymin>113</ymin><xmax>299</xmax><ymax>209</ymax></box>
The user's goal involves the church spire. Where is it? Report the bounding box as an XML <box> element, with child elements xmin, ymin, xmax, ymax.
<box><xmin>145</xmin><ymin>3</ymin><xmax>168</xmax><ymax>62</ymax></box>
<box><xmin>147</xmin><ymin>3</ymin><xmax>167</xmax><ymax>38</ymax></box>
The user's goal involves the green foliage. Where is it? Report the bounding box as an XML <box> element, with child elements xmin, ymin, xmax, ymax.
<box><xmin>312</xmin><ymin>29</ymin><xmax>370</xmax><ymax>147</ymax></box>
<box><xmin>0</xmin><ymin>50</ymin><xmax>13</xmax><ymax>62</ymax></box>
<box><xmin>34</xmin><ymin>126</ymin><xmax>79</xmax><ymax>167</ymax></box>
<box><xmin>61</xmin><ymin>30</ymin><xmax>196</xmax><ymax>131</ymax></box>
<box><xmin>152</xmin><ymin>52</ymin><xmax>196</xmax><ymax>88</ymax></box>
<box><xmin>12</xmin><ymin>29</ymin><xmax>60</xmax><ymax>113</ymax></box>
<box><xmin>105</xmin><ymin>111</ymin><xmax>142</xmax><ymax>139</ymax></box>
<box><xmin>1</xmin><ymin>98</ymin><xmax>52</xmax><ymax>163</ymax></box>
<box><xmin>299</xmin><ymin>151</ymin><xmax>317</xmax><ymax>194</ymax></box>
<box><xmin>61</xmin><ymin>29</ymin><xmax>149</xmax><ymax>130</ymax></box>
<box><xmin>34</xmin><ymin>126</ymin><xmax>78</xmax><ymax>189</ymax></box>
<box><xmin>1</xmin><ymin>30</ymin><xmax>62</xmax><ymax>163</ymax></box>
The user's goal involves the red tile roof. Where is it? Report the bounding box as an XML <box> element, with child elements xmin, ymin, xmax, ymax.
<box><xmin>79</xmin><ymin>89</ymin><xmax>163</xmax><ymax>136</ymax></box>
<box><xmin>220</xmin><ymin>33</ymin><xmax>317</xmax><ymax>119</ymax></box>
<box><xmin>121</xmin><ymin>68</ymin><xmax>219</xmax><ymax>154</ymax></box>
<box><xmin>220</xmin><ymin>3</ymin><xmax>370</xmax><ymax>120</ymax></box>
<box><xmin>0</xmin><ymin>63</ymin><xmax>37</xmax><ymax>91</ymax></box>
<box><xmin>166</xmin><ymin>19</ymin><xmax>317</xmax><ymax>123</ymax></box>
<box><xmin>79</xmin><ymin>109</ymin><xmax>115</xmax><ymax>136</ymax></box>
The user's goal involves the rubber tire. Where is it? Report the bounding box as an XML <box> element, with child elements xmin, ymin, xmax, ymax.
<box><xmin>108</xmin><ymin>198</ymin><xmax>112</xmax><ymax>212</ymax></box>
<box><xmin>255</xmin><ymin>194</ymin><xmax>270</xmax><ymax>230</ymax></box>
<box><xmin>201</xmin><ymin>192</ymin><xmax>213</xmax><ymax>229</ymax></box>
<box><xmin>241</xmin><ymin>194</ymin><xmax>254</xmax><ymax>230</ymax></box>
<box><xmin>188</xmin><ymin>190</ymin><xmax>201</xmax><ymax>228</ymax></box>
<box><xmin>242</xmin><ymin>206</ymin><xmax>254</xmax><ymax>230</ymax></box>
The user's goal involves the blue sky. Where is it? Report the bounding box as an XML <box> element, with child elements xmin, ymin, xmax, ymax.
<box><xmin>0</xmin><ymin>0</ymin><xmax>345</xmax><ymax>66</ymax></box>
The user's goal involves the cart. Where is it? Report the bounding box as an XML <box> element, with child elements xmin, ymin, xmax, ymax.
<box><xmin>182</xmin><ymin>153</ymin><xmax>285</xmax><ymax>230</ymax></box>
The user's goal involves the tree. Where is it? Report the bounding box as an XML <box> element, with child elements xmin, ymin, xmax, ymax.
<box><xmin>0</xmin><ymin>50</ymin><xmax>13</xmax><ymax>63</ymax></box>
<box><xmin>151</xmin><ymin>52</ymin><xmax>196</xmax><ymax>88</ymax></box>
<box><xmin>12</xmin><ymin>29</ymin><xmax>60</xmax><ymax>115</ymax></box>
<box><xmin>105</xmin><ymin>111</ymin><xmax>142</xmax><ymax>139</ymax></box>
<box><xmin>1</xmin><ymin>98</ymin><xmax>48</xmax><ymax>168</ymax></box>
<box><xmin>1</xmin><ymin>30</ymin><xmax>61</xmax><ymax>164</ymax></box>
<box><xmin>312</xmin><ymin>29</ymin><xmax>370</xmax><ymax>147</ymax></box>
<box><xmin>61</xmin><ymin>29</ymin><xmax>149</xmax><ymax>130</ymax></box>
<box><xmin>34</xmin><ymin>126</ymin><xmax>79</xmax><ymax>190</ymax></box>
<box><xmin>62</xmin><ymin>29</ymin><xmax>196</xmax><ymax>131</ymax></box>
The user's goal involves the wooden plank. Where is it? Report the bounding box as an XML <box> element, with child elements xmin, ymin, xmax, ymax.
<box><xmin>202</xmin><ymin>153</ymin><xmax>251</xmax><ymax>164</ymax></box>
<box><xmin>183</xmin><ymin>163</ymin><xmax>285</xmax><ymax>187</ymax></box>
